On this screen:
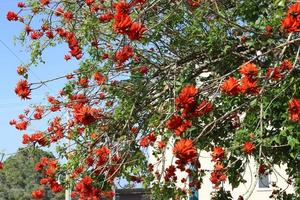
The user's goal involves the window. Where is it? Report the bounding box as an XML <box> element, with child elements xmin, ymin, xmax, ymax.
<box><xmin>258</xmin><ymin>174</ymin><xmax>270</xmax><ymax>188</ymax></box>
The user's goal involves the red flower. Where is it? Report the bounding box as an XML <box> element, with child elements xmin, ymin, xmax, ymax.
<box><xmin>74</xmin><ymin>106</ymin><xmax>100</xmax><ymax>125</ymax></box>
<box><xmin>176</xmin><ymin>85</ymin><xmax>198</xmax><ymax>110</ymax></box>
<box><xmin>158</xmin><ymin>140</ymin><xmax>166</xmax><ymax>149</ymax></box>
<box><xmin>114</xmin><ymin>14</ymin><xmax>133</xmax><ymax>34</ymax></box>
<box><xmin>82</xmin><ymin>176</ymin><xmax>93</xmax><ymax>185</ymax></box>
<box><xmin>140</xmin><ymin>136</ymin><xmax>150</xmax><ymax>147</ymax></box>
<box><xmin>166</xmin><ymin>115</ymin><xmax>191</xmax><ymax>136</ymax></box>
<box><xmin>17</xmin><ymin>2</ymin><xmax>26</xmax><ymax>8</ymax></box>
<box><xmin>266</xmin><ymin>67</ymin><xmax>281</xmax><ymax>80</ymax></box>
<box><xmin>259</xmin><ymin>164</ymin><xmax>266</xmax><ymax>174</ymax></box>
<box><xmin>63</xmin><ymin>11</ymin><xmax>73</xmax><ymax>21</ymax></box>
<box><xmin>114</xmin><ymin>45</ymin><xmax>134</xmax><ymax>65</ymax></box>
<box><xmin>265</xmin><ymin>25</ymin><xmax>273</xmax><ymax>33</ymax></box>
<box><xmin>7</xmin><ymin>11</ymin><xmax>18</xmax><ymax>21</ymax></box>
<box><xmin>31</xmin><ymin>31</ymin><xmax>42</xmax><ymax>40</ymax></box>
<box><xmin>0</xmin><ymin>162</ymin><xmax>4</xmax><ymax>170</ymax></box>
<box><xmin>214</xmin><ymin>162</ymin><xmax>224</xmax><ymax>171</ymax></box>
<box><xmin>127</xmin><ymin>22</ymin><xmax>147</xmax><ymax>40</ymax></box>
<box><xmin>93</xmin><ymin>72</ymin><xmax>106</xmax><ymax>85</ymax></box>
<box><xmin>138</xmin><ymin>66</ymin><xmax>149</xmax><ymax>74</ymax></box>
<box><xmin>99</xmin><ymin>12</ymin><xmax>114</xmax><ymax>23</ymax></box>
<box><xmin>281</xmin><ymin>3</ymin><xmax>300</xmax><ymax>32</ymax></box>
<box><xmin>32</xmin><ymin>189</ymin><xmax>45</xmax><ymax>199</ymax></box>
<box><xmin>280</xmin><ymin>59</ymin><xmax>293</xmax><ymax>71</ymax></box>
<box><xmin>187</xmin><ymin>0</ymin><xmax>201</xmax><ymax>8</ymax></box>
<box><xmin>288</xmin><ymin>98</ymin><xmax>300</xmax><ymax>122</ymax></box>
<box><xmin>40</xmin><ymin>0</ymin><xmax>50</xmax><ymax>6</ymax></box>
<box><xmin>114</xmin><ymin>1</ymin><xmax>131</xmax><ymax>15</ymax></box>
<box><xmin>85</xmin><ymin>0</ymin><xmax>95</xmax><ymax>6</ymax></box>
<box><xmin>140</xmin><ymin>132</ymin><xmax>156</xmax><ymax>147</ymax></box>
<box><xmin>221</xmin><ymin>76</ymin><xmax>240</xmax><ymax>95</ymax></box>
<box><xmin>240</xmin><ymin>77</ymin><xmax>260</xmax><ymax>94</ymax></box>
<box><xmin>15</xmin><ymin>80</ymin><xmax>31</xmax><ymax>99</ymax></box>
<box><xmin>22</xmin><ymin>134</ymin><xmax>31</xmax><ymax>144</ymax></box>
<box><xmin>77</xmin><ymin>77</ymin><xmax>89</xmax><ymax>88</ymax></box>
<box><xmin>96</xmin><ymin>146</ymin><xmax>110</xmax><ymax>165</ymax></box>
<box><xmin>173</xmin><ymin>139</ymin><xmax>198</xmax><ymax>163</ymax></box>
<box><xmin>211</xmin><ymin>146</ymin><xmax>225</xmax><ymax>161</ymax></box>
<box><xmin>243</xmin><ymin>141</ymin><xmax>255</xmax><ymax>154</ymax></box>
<box><xmin>15</xmin><ymin>121</ymin><xmax>28</xmax><ymax>130</ymax></box>
<box><xmin>194</xmin><ymin>100</ymin><xmax>213</xmax><ymax>117</ymax></box>
<box><xmin>210</xmin><ymin>171</ymin><xmax>227</xmax><ymax>185</ymax></box>
<box><xmin>239</xmin><ymin>62</ymin><xmax>258</xmax><ymax>77</ymax></box>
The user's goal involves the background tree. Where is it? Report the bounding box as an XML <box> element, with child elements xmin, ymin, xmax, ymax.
<box><xmin>0</xmin><ymin>147</ymin><xmax>64</xmax><ymax>200</ymax></box>
<box><xmin>4</xmin><ymin>0</ymin><xmax>300</xmax><ymax>199</ymax></box>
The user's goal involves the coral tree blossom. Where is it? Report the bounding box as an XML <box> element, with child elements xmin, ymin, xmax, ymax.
<box><xmin>173</xmin><ymin>139</ymin><xmax>198</xmax><ymax>163</ymax></box>
<box><xmin>15</xmin><ymin>80</ymin><xmax>31</xmax><ymax>99</ymax></box>
<box><xmin>288</xmin><ymin>98</ymin><xmax>300</xmax><ymax>122</ymax></box>
<box><xmin>281</xmin><ymin>2</ymin><xmax>300</xmax><ymax>32</ymax></box>
<box><xmin>243</xmin><ymin>141</ymin><xmax>255</xmax><ymax>154</ymax></box>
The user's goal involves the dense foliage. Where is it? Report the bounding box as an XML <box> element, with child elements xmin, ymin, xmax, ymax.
<box><xmin>3</xmin><ymin>0</ymin><xmax>300</xmax><ymax>199</ymax></box>
<box><xmin>0</xmin><ymin>148</ymin><xmax>64</xmax><ymax>199</ymax></box>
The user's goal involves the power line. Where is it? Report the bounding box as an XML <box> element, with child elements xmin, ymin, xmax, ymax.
<box><xmin>0</xmin><ymin>38</ymin><xmax>54</xmax><ymax>93</ymax></box>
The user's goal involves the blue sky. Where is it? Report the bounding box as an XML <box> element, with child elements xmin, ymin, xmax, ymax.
<box><xmin>0</xmin><ymin>1</ymin><xmax>78</xmax><ymax>157</ymax></box>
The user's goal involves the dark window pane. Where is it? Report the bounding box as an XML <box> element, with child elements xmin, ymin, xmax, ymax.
<box><xmin>258</xmin><ymin>174</ymin><xmax>269</xmax><ymax>188</ymax></box>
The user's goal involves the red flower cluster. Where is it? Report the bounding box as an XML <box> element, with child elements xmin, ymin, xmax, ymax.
<box><xmin>35</xmin><ymin>157</ymin><xmax>63</xmax><ymax>193</ymax></box>
<box><xmin>56</xmin><ymin>28</ymin><xmax>82</xmax><ymax>59</ymax></box>
<box><xmin>10</xmin><ymin>117</ymin><xmax>29</xmax><ymax>131</ymax></box>
<box><xmin>281</xmin><ymin>2</ymin><xmax>300</xmax><ymax>32</ymax></box>
<box><xmin>93</xmin><ymin>71</ymin><xmax>107</xmax><ymax>85</ymax></box>
<box><xmin>96</xmin><ymin>146</ymin><xmax>110</xmax><ymax>166</ymax></box>
<box><xmin>33</xmin><ymin>106</ymin><xmax>44</xmax><ymax>120</ymax></box>
<box><xmin>15</xmin><ymin>80</ymin><xmax>31</xmax><ymax>99</ymax></box>
<box><xmin>114</xmin><ymin>45</ymin><xmax>134</xmax><ymax>66</ymax></box>
<box><xmin>32</xmin><ymin>189</ymin><xmax>45</xmax><ymax>199</ymax></box>
<box><xmin>166</xmin><ymin>115</ymin><xmax>191</xmax><ymax>136</ymax></box>
<box><xmin>210</xmin><ymin>170</ymin><xmax>227</xmax><ymax>188</ymax></box>
<box><xmin>167</xmin><ymin>85</ymin><xmax>213</xmax><ymax>136</ymax></box>
<box><xmin>176</xmin><ymin>85</ymin><xmax>198</xmax><ymax>114</ymax></box>
<box><xmin>17</xmin><ymin>2</ymin><xmax>26</xmax><ymax>8</ymax></box>
<box><xmin>266</xmin><ymin>60</ymin><xmax>293</xmax><ymax>81</ymax></box>
<box><xmin>22</xmin><ymin>132</ymin><xmax>49</xmax><ymax>146</ymax></box>
<box><xmin>139</xmin><ymin>132</ymin><xmax>156</xmax><ymax>147</ymax></box>
<box><xmin>73</xmin><ymin>106</ymin><xmax>102</xmax><ymax>125</ymax></box>
<box><xmin>173</xmin><ymin>139</ymin><xmax>198</xmax><ymax>169</ymax></box>
<box><xmin>221</xmin><ymin>62</ymin><xmax>260</xmax><ymax>95</ymax></box>
<box><xmin>113</xmin><ymin>1</ymin><xmax>146</xmax><ymax>40</ymax></box>
<box><xmin>47</xmin><ymin>117</ymin><xmax>64</xmax><ymax>142</ymax></box>
<box><xmin>243</xmin><ymin>141</ymin><xmax>255</xmax><ymax>154</ymax></box>
<box><xmin>6</xmin><ymin>11</ymin><xmax>18</xmax><ymax>21</ymax></box>
<box><xmin>99</xmin><ymin>12</ymin><xmax>114</xmax><ymax>23</ymax></box>
<box><xmin>48</xmin><ymin>96</ymin><xmax>61</xmax><ymax>112</ymax></box>
<box><xmin>40</xmin><ymin>0</ymin><xmax>50</xmax><ymax>6</ymax></box>
<box><xmin>211</xmin><ymin>146</ymin><xmax>225</xmax><ymax>161</ymax></box>
<box><xmin>73</xmin><ymin>176</ymin><xmax>102</xmax><ymax>199</ymax></box>
<box><xmin>221</xmin><ymin>76</ymin><xmax>240</xmax><ymax>95</ymax></box>
<box><xmin>164</xmin><ymin>165</ymin><xmax>176</xmax><ymax>182</ymax></box>
<box><xmin>288</xmin><ymin>98</ymin><xmax>300</xmax><ymax>122</ymax></box>
<box><xmin>187</xmin><ymin>0</ymin><xmax>201</xmax><ymax>8</ymax></box>
<box><xmin>210</xmin><ymin>146</ymin><xmax>227</xmax><ymax>188</ymax></box>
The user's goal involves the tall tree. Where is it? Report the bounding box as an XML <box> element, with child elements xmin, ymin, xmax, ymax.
<box><xmin>0</xmin><ymin>147</ymin><xmax>64</xmax><ymax>200</ymax></box>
